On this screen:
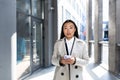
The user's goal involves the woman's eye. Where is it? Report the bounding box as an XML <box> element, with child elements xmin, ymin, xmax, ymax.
<box><xmin>64</xmin><ymin>27</ymin><xmax>67</xmax><ymax>29</ymax></box>
<box><xmin>64</xmin><ymin>28</ymin><xmax>66</xmax><ymax>29</ymax></box>
<box><xmin>70</xmin><ymin>26</ymin><xmax>73</xmax><ymax>29</ymax></box>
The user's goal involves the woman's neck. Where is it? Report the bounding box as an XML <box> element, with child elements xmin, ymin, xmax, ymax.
<box><xmin>66</xmin><ymin>37</ymin><xmax>74</xmax><ymax>40</ymax></box>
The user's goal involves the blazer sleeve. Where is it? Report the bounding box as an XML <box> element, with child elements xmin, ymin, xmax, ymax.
<box><xmin>74</xmin><ymin>42</ymin><xmax>89</xmax><ymax>67</ymax></box>
<box><xmin>51</xmin><ymin>41</ymin><xmax>61</xmax><ymax>66</ymax></box>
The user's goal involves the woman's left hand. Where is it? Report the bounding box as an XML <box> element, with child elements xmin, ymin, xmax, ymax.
<box><xmin>65</xmin><ymin>57</ymin><xmax>75</xmax><ymax>64</ymax></box>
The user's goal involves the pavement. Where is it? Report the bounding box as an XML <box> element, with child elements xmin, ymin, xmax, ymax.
<box><xmin>24</xmin><ymin>58</ymin><xmax>120</xmax><ymax>80</ymax></box>
<box><xmin>24</xmin><ymin>66</ymin><xmax>55</xmax><ymax>80</ymax></box>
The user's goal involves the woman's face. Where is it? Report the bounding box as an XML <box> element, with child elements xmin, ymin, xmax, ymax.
<box><xmin>63</xmin><ymin>22</ymin><xmax>76</xmax><ymax>40</ymax></box>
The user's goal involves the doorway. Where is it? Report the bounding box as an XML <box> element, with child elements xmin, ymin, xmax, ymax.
<box><xmin>31</xmin><ymin>18</ymin><xmax>44</xmax><ymax>71</ymax></box>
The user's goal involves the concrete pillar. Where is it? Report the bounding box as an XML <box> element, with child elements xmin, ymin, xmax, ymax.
<box><xmin>86</xmin><ymin>0</ymin><xmax>93</xmax><ymax>57</ymax></box>
<box><xmin>0</xmin><ymin>0</ymin><xmax>16</xmax><ymax>80</ymax></box>
<box><xmin>109</xmin><ymin>0</ymin><xmax>120</xmax><ymax>74</ymax></box>
<box><xmin>94</xmin><ymin>0</ymin><xmax>103</xmax><ymax>63</ymax></box>
<box><xmin>44</xmin><ymin>0</ymin><xmax>58</xmax><ymax>67</ymax></box>
<box><xmin>52</xmin><ymin>0</ymin><xmax>58</xmax><ymax>49</ymax></box>
<box><xmin>116</xmin><ymin>0</ymin><xmax>120</xmax><ymax>74</ymax></box>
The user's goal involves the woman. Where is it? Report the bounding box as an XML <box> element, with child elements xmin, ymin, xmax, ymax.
<box><xmin>52</xmin><ymin>20</ymin><xmax>89</xmax><ymax>80</ymax></box>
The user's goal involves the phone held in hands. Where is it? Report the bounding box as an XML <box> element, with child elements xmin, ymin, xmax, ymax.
<box><xmin>64</xmin><ymin>55</ymin><xmax>71</xmax><ymax>59</ymax></box>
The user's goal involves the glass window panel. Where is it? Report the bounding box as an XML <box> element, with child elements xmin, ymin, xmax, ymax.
<box><xmin>17</xmin><ymin>12</ymin><xmax>31</xmax><ymax>79</ymax></box>
<box><xmin>17</xmin><ymin>0</ymin><xmax>31</xmax><ymax>14</ymax></box>
<box><xmin>32</xmin><ymin>0</ymin><xmax>43</xmax><ymax>18</ymax></box>
<box><xmin>31</xmin><ymin>19</ymin><xmax>43</xmax><ymax>71</ymax></box>
<box><xmin>65</xmin><ymin>10</ymin><xmax>71</xmax><ymax>19</ymax></box>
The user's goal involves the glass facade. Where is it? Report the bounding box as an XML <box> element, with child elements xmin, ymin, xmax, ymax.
<box><xmin>32</xmin><ymin>0</ymin><xmax>43</xmax><ymax>18</ymax></box>
<box><xmin>17</xmin><ymin>0</ymin><xmax>44</xmax><ymax>79</ymax></box>
<box><xmin>65</xmin><ymin>9</ymin><xmax>71</xmax><ymax>19</ymax></box>
<box><xmin>17</xmin><ymin>0</ymin><xmax>31</xmax><ymax>14</ymax></box>
<box><xmin>17</xmin><ymin>10</ymin><xmax>31</xmax><ymax>80</ymax></box>
<box><xmin>103</xmin><ymin>0</ymin><xmax>109</xmax><ymax>41</ymax></box>
<box><xmin>31</xmin><ymin>18</ymin><xmax>43</xmax><ymax>71</ymax></box>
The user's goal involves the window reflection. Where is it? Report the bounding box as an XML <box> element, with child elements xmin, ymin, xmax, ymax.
<box><xmin>17</xmin><ymin>0</ymin><xmax>30</xmax><ymax>14</ymax></box>
<box><xmin>32</xmin><ymin>20</ymin><xmax>43</xmax><ymax>70</ymax></box>
<box><xmin>32</xmin><ymin>0</ymin><xmax>42</xmax><ymax>18</ymax></box>
<box><xmin>17</xmin><ymin>12</ymin><xmax>31</xmax><ymax>79</ymax></box>
<box><xmin>17</xmin><ymin>0</ymin><xmax>44</xmax><ymax>79</ymax></box>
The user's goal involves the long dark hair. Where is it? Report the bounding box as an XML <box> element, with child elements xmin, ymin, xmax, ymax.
<box><xmin>60</xmin><ymin>20</ymin><xmax>79</xmax><ymax>39</ymax></box>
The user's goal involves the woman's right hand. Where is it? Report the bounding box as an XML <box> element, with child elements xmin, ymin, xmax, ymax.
<box><xmin>60</xmin><ymin>57</ymin><xmax>67</xmax><ymax>65</ymax></box>
<box><xmin>60</xmin><ymin>56</ymin><xmax>75</xmax><ymax>65</ymax></box>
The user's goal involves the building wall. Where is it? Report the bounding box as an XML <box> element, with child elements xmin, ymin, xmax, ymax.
<box><xmin>0</xmin><ymin>0</ymin><xmax>57</xmax><ymax>79</ymax></box>
<box><xmin>57</xmin><ymin>0</ymin><xmax>87</xmax><ymax>40</ymax></box>
<box><xmin>0</xmin><ymin>0</ymin><xmax>16</xmax><ymax>80</ymax></box>
<box><xmin>44</xmin><ymin>0</ymin><xmax>57</xmax><ymax>67</ymax></box>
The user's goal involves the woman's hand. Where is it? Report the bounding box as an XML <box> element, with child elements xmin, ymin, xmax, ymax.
<box><xmin>60</xmin><ymin>56</ymin><xmax>75</xmax><ymax>65</ymax></box>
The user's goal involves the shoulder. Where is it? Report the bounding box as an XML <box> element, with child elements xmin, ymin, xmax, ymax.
<box><xmin>54</xmin><ymin>38</ymin><xmax>64</xmax><ymax>45</ymax></box>
<box><xmin>53</xmin><ymin>38</ymin><xmax>64</xmax><ymax>48</ymax></box>
<box><xmin>56</xmin><ymin>38</ymin><xmax>64</xmax><ymax>43</ymax></box>
<box><xmin>75</xmin><ymin>37</ymin><xmax>86</xmax><ymax>45</ymax></box>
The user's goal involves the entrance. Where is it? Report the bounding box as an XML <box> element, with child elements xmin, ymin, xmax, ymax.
<box><xmin>17</xmin><ymin>0</ymin><xmax>44</xmax><ymax>79</ymax></box>
<box><xmin>17</xmin><ymin>12</ymin><xmax>44</xmax><ymax>79</ymax></box>
<box><xmin>31</xmin><ymin>18</ymin><xmax>44</xmax><ymax>71</ymax></box>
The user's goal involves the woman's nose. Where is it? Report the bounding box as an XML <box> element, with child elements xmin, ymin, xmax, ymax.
<box><xmin>67</xmin><ymin>28</ymin><xmax>70</xmax><ymax>32</ymax></box>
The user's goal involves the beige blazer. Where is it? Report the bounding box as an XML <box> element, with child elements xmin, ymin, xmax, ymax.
<box><xmin>52</xmin><ymin>37</ymin><xmax>89</xmax><ymax>80</ymax></box>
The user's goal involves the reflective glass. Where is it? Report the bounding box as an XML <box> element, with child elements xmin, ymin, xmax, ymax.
<box><xmin>31</xmin><ymin>19</ymin><xmax>43</xmax><ymax>71</ymax></box>
<box><xmin>17</xmin><ymin>0</ymin><xmax>31</xmax><ymax>14</ymax></box>
<box><xmin>16</xmin><ymin>0</ymin><xmax>44</xmax><ymax>79</ymax></box>
<box><xmin>32</xmin><ymin>0</ymin><xmax>44</xmax><ymax>18</ymax></box>
<box><xmin>17</xmin><ymin>12</ymin><xmax>31</xmax><ymax>79</ymax></box>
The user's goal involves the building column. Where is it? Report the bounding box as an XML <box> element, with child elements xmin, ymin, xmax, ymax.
<box><xmin>109</xmin><ymin>0</ymin><xmax>120</xmax><ymax>74</ymax></box>
<box><xmin>44</xmin><ymin>0</ymin><xmax>58</xmax><ymax>67</ymax></box>
<box><xmin>86</xmin><ymin>0</ymin><xmax>93</xmax><ymax>57</ymax></box>
<box><xmin>94</xmin><ymin>0</ymin><xmax>103</xmax><ymax>63</ymax></box>
<box><xmin>0</xmin><ymin>0</ymin><xmax>16</xmax><ymax>80</ymax></box>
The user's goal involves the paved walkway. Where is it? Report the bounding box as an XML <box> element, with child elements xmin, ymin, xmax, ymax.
<box><xmin>24</xmin><ymin>58</ymin><xmax>120</xmax><ymax>80</ymax></box>
<box><xmin>24</xmin><ymin>66</ymin><xmax>55</xmax><ymax>80</ymax></box>
<box><xmin>24</xmin><ymin>44</ymin><xmax>120</xmax><ymax>80</ymax></box>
